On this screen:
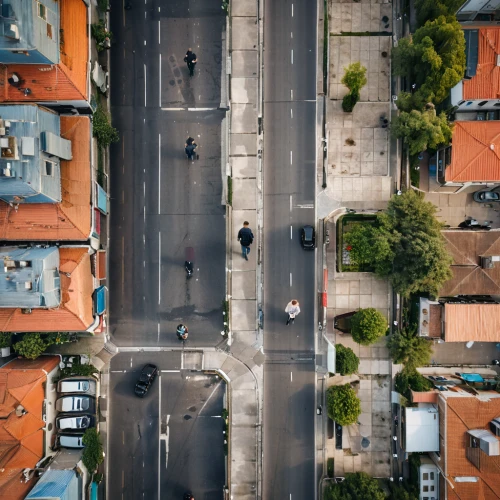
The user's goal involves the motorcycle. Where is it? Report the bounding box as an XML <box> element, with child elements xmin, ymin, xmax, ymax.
<box><xmin>185</xmin><ymin>247</ymin><xmax>194</xmax><ymax>278</ymax></box>
<box><xmin>176</xmin><ymin>324</ymin><xmax>188</xmax><ymax>340</ymax></box>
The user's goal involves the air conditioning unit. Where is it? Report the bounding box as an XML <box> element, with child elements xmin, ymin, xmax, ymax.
<box><xmin>490</xmin><ymin>418</ymin><xmax>500</xmax><ymax>436</ymax></box>
<box><xmin>4</xmin><ymin>24</ymin><xmax>19</xmax><ymax>40</ymax></box>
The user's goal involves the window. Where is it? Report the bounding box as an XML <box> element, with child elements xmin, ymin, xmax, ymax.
<box><xmin>430</xmin><ymin>472</ymin><xmax>435</xmax><ymax>480</ymax></box>
<box><xmin>478</xmin><ymin>101</ymin><xmax>489</xmax><ymax>106</ymax></box>
<box><xmin>423</xmin><ymin>473</ymin><xmax>429</xmax><ymax>480</ymax></box>
<box><xmin>466</xmin><ymin>102</ymin><xmax>473</xmax><ymax>106</ymax></box>
<box><xmin>44</xmin><ymin>161</ymin><xmax>54</xmax><ymax>176</ymax></box>
<box><xmin>38</xmin><ymin>2</ymin><xmax>47</xmax><ymax>20</ymax></box>
<box><xmin>494</xmin><ymin>103</ymin><xmax>500</xmax><ymax>107</ymax></box>
<box><xmin>46</xmin><ymin>23</ymin><xmax>52</xmax><ymax>39</ymax></box>
<box><xmin>423</xmin><ymin>486</ymin><xmax>429</xmax><ymax>492</ymax></box>
<box><xmin>430</xmin><ymin>486</ymin><xmax>435</xmax><ymax>492</ymax></box>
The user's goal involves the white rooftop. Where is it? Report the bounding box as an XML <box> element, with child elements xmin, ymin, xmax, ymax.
<box><xmin>405</xmin><ymin>407</ymin><xmax>440</xmax><ymax>452</ymax></box>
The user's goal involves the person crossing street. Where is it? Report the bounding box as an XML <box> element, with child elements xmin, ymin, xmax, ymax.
<box><xmin>285</xmin><ymin>300</ymin><xmax>301</xmax><ymax>325</ymax></box>
<box><xmin>184</xmin><ymin>48</ymin><xmax>197</xmax><ymax>77</ymax></box>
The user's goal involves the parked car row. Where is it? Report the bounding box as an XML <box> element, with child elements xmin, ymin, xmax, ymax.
<box><xmin>54</xmin><ymin>377</ymin><xmax>98</xmax><ymax>449</ymax></box>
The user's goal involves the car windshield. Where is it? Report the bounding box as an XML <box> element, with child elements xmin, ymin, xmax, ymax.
<box><xmin>304</xmin><ymin>227</ymin><xmax>313</xmax><ymax>240</ymax></box>
<box><xmin>80</xmin><ymin>381</ymin><xmax>90</xmax><ymax>391</ymax></box>
<box><xmin>485</xmin><ymin>192</ymin><xmax>499</xmax><ymax>199</ymax></box>
<box><xmin>81</xmin><ymin>399</ymin><xmax>89</xmax><ymax>410</ymax></box>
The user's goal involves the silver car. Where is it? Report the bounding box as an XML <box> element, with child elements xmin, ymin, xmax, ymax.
<box><xmin>57</xmin><ymin>377</ymin><xmax>97</xmax><ymax>396</ymax></box>
<box><xmin>55</xmin><ymin>396</ymin><xmax>96</xmax><ymax>414</ymax></box>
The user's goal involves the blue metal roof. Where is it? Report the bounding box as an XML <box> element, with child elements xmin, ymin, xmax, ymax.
<box><xmin>96</xmin><ymin>184</ymin><xmax>107</xmax><ymax>214</ymax></box>
<box><xmin>0</xmin><ymin>104</ymin><xmax>69</xmax><ymax>204</ymax></box>
<box><xmin>0</xmin><ymin>0</ymin><xmax>60</xmax><ymax>64</ymax></box>
<box><xmin>94</xmin><ymin>286</ymin><xmax>106</xmax><ymax>315</ymax></box>
<box><xmin>26</xmin><ymin>469</ymin><xmax>79</xmax><ymax>500</ymax></box>
<box><xmin>459</xmin><ymin>373</ymin><xmax>484</xmax><ymax>383</ymax></box>
<box><xmin>0</xmin><ymin>246</ymin><xmax>60</xmax><ymax>308</ymax></box>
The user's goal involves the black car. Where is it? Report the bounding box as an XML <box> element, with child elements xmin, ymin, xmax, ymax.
<box><xmin>300</xmin><ymin>225</ymin><xmax>315</xmax><ymax>250</ymax></box>
<box><xmin>473</xmin><ymin>190</ymin><xmax>500</xmax><ymax>203</ymax></box>
<box><xmin>134</xmin><ymin>364</ymin><xmax>158</xmax><ymax>397</ymax></box>
<box><xmin>335</xmin><ymin>423</ymin><xmax>343</xmax><ymax>450</ymax></box>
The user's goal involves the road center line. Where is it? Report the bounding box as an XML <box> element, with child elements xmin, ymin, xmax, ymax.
<box><xmin>158</xmin><ymin>376</ymin><xmax>161</xmax><ymax>498</ymax></box>
<box><xmin>291</xmin><ymin>372</ymin><xmax>293</xmax><ymax>382</ymax></box>
<box><xmin>158</xmin><ymin>134</ymin><xmax>161</xmax><ymax>213</ymax></box>
<box><xmin>291</xmin><ymin>49</ymin><xmax>293</xmax><ymax>64</ymax></box>
<box><xmin>292</xmin><ymin>4</ymin><xmax>294</xmax><ymax>16</ymax></box>
<box><xmin>158</xmin><ymin>232</ymin><xmax>161</xmax><ymax>305</ymax></box>
<box><xmin>158</xmin><ymin>20</ymin><xmax>161</xmax><ymax>44</ymax></box>
<box><xmin>290</xmin><ymin>226</ymin><xmax>293</xmax><ymax>239</ymax></box>
<box><xmin>290</xmin><ymin>273</ymin><xmax>293</xmax><ymax>287</ymax></box>
<box><xmin>290</xmin><ymin>89</ymin><xmax>293</xmax><ymax>100</ymax></box>
<box><xmin>161</xmin><ymin>370</ymin><xmax>180</xmax><ymax>373</ymax></box>
<box><xmin>290</xmin><ymin>195</ymin><xmax>292</xmax><ymax>212</ymax></box>
<box><xmin>290</xmin><ymin>151</ymin><xmax>292</xmax><ymax>165</ymax></box>
<box><xmin>144</xmin><ymin>64</ymin><xmax>147</xmax><ymax>107</ymax></box>
<box><xmin>159</xmin><ymin>54</ymin><xmax>162</xmax><ymax>108</ymax></box>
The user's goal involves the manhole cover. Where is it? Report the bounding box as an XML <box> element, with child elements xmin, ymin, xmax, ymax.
<box><xmin>361</xmin><ymin>437</ymin><xmax>370</xmax><ymax>448</ymax></box>
<box><xmin>183</xmin><ymin>415</ymin><xmax>192</xmax><ymax>421</ymax></box>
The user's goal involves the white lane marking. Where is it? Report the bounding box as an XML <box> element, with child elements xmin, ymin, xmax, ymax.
<box><xmin>161</xmin><ymin>370</ymin><xmax>181</xmax><ymax>373</ymax></box>
<box><xmin>130</xmin><ymin>357</ymin><xmax>133</xmax><ymax>368</ymax></box>
<box><xmin>158</xmin><ymin>134</ymin><xmax>161</xmax><ymax>213</ymax></box>
<box><xmin>144</xmin><ymin>40</ymin><xmax>146</xmax><ymax>46</ymax></box>
<box><xmin>198</xmin><ymin>379</ymin><xmax>223</xmax><ymax>415</ymax></box>
<box><xmin>158</xmin><ymin>20</ymin><xmax>161</xmax><ymax>44</ymax></box>
<box><xmin>157</xmin><ymin>322</ymin><xmax>160</xmax><ymax>343</ymax></box>
<box><xmin>290</xmin><ymin>195</ymin><xmax>292</xmax><ymax>212</ymax></box>
<box><xmin>143</xmin><ymin>181</ymin><xmax>145</xmax><ymax>198</ymax></box>
<box><xmin>291</xmin><ymin>89</ymin><xmax>293</xmax><ymax>100</ymax></box>
<box><xmin>291</xmin><ymin>49</ymin><xmax>293</xmax><ymax>64</ymax></box>
<box><xmin>291</xmin><ymin>108</ymin><xmax>293</xmax><ymax>119</ymax></box>
<box><xmin>291</xmin><ymin>32</ymin><xmax>293</xmax><ymax>39</ymax></box>
<box><xmin>122</xmin><ymin>431</ymin><xmax>125</xmax><ymax>445</ymax></box>
<box><xmin>111</xmin><ymin>370</ymin><xmax>125</xmax><ymax>373</ymax></box>
<box><xmin>158</xmin><ymin>378</ymin><xmax>162</xmax><ymax>497</ymax></box>
<box><xmin>292</xmin><ymin>4</ymin><xmax>294</xmax><ymax>16</ymax></box>
<box><xmin>290</xmin><ymin>150</ymin><xmax>293</xmax><ymax>165</ymax></box>
<box><xmin>143</xmin><ymin>205</ymin><xmax>146</xmax><ymax>222</ymax></box>
<box><xmin>144</xmin><ymin>64</ymin><xmax>147</xmax><ymax>107</ymax></box>
<box><xmin>160</xmin><ymin>107</ymin><xmax>218</xmax><ymax>111</ymax></box>
<box><xmin>290</xmin><ymin>226</ymin><xmax>293</xmax><ymax>239</ymax></box>
<box><xmin>164</xmin><ymin>415</ymin><xmax>170</xmax><ymax>469</ymax></box>
<box><xmin>290</xmin><ymin>273</ymin><xmax>293</xmax><ymax>287</ymax></box>
<box><xmin>296</xmin><ymin>204</ymin><xmax>314</xmax><ymax>208</ymax></box>
<box><xmin>144</xmin><ymin>11</ymin><xmax>146</xmax><ymax>19</ymax></box>
<box><xmin>158</xmin><ymin>232</ymin><xmax>161</xmax><ymax>305</ymax></box>
<box><xmin>291</xmin><ymin>372</ymin><xmax>293</xmax><ymax>382</ymax></box>
<box><xmin>159</xmin><ymin>55</ymin><xmax>162</xmax><ymax>108</ymax></box>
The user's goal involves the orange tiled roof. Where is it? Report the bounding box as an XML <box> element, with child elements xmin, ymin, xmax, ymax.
<box><xmin>446</xmin><ymin>121</ymin><xmax>500</xmax><ymax>183</ymax></box>
<box><xmin>0</xmin><ymin>248</ymin><xmax>95</xmax><ymax>332</ymax></box>
<box><xmin>463</xmin><ymin>28</ymin><xmax>500</xmax><ymax>101</ymax></box>
<box><xmin>444</xmin><ymin>303</ymin><xmax>500</xmax><ymax>342</ymax></box>
<box><xmin>410</xmin><ymin>390</ymin><xmax>439</xmax><ymax>404</ymax></box>
<box><xmin>0</xmin><ymin>356</ymin><xmax>59</xmax><ymax>500</ymax></box>
<box><xmin>444</xmin><ymin>397</ymin><xmax>500</xmax><ymax>498</ymax></box>
<box><xmin>59</xmin><ymin>0</ymin><xmax>89</xmax><ymax>99</ymax></box>
<box><xmin>0</xmin><ymin>115</ymin><xmax>92</xmax><ymax>241</ymax></box>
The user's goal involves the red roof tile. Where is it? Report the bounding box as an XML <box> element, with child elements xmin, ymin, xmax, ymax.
<box><xmin>446</xmin><ymin>121</ymin><xmax>500</xmax><ymax>183</ymax></box>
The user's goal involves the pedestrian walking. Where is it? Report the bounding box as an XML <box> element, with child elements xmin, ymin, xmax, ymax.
<box><xmin>184</xmin><ymin>48</ymin><xmax>197</xmax><ymax>77</ymax></box>
<box><xmin>176</xmin><ymin>324</ymin><xmax>188</xmax><ymax>340</ymax></box>
<box><xmin>237</xmin><ymin>221</ymin><xmax>254</xmax><ymax>260</ymax></box>
<box><xmin>285</xmin><ymin>300</ymin><xmax>300</xmax><ymax>325</ymax></box>
<box><xmin>185</xmin><ymin>137</ymin><xmax>197</xmax><ymax>160</ymax></box>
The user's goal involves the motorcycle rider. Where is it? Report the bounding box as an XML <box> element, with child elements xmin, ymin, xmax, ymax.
<box><xmin>176</xmin><ymin>324</ymin><xmax>188</xmax><ymax>340</ymax></box>
<box><xmin>185</xmin><ymin>137</ymin><xmax>197</xmax><ymax>160</ymax></box>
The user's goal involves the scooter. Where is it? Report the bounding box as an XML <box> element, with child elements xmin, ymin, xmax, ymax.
<box><xmin>185</xmin><ymin>247</ymin><xmax>194</xmax><ymax>278</ymax></box>
<box><xmin>176</xmin><ymin>324</ymin><xmax>188</xmax><ymax>340</ymax></box>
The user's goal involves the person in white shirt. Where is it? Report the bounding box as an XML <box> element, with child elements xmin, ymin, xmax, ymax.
<box><xmin>285</xmin><ymin>300</ymin><xmax>301</xmax><ymax>326</ymax></box>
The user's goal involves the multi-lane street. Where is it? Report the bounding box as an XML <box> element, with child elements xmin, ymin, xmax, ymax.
<box><xmin>263</xmin><ymin>0</ymin><xmax>318</xmax><ymax>498</ymax></box>
<box><xmin>108</xmin><ymin>352</ymin><xmax>226</xmax><ymax>499</ymax></box>
<box><xmin>108</xmin><ymin>0</ymin><xmax>227</xmax><ymax>497</ymax></box>
<box><xmin>109</xmin><ymin>0</ymin><xmax>226</xmax><ymax>348</ymax></box>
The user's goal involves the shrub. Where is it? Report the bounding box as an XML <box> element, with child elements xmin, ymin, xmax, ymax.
<box><xmin>336</xmin><ymin>344</ymin><xmax>359</xmax><ymax>375</ymax></box>
<box><xmin>91</xmin><ymin>21</ymin><xmax>112</xmax><ymax>52</ymax></box>
<box><xmin>387</xmin><ymin>326</ymin><xmax>433</xmax><ymax>369</ymax></box>
<box><xmin>82</xmin><ymin>429</ymin><xmax>104</xmax><ymax>472</ymax></box>
<box><xmin>324</xmin><ymin>472</ymin><xmax>385</xmax><ymax>500</ymax></box>
<box><xmin>342</xmin><ymin>91</ymin><xmax>360</xmax><ymax>113</ymax></box>
<box><xmin>59</xmin><ymin>363</ymin><xmax>99</xmax><ymax>381</ymax></box>
<box><xmin>326</xmin><ymin>384</ymin><xmax>361</xmax><ymax>426</ymax></box>
<box><xmin>341</xmin><ymin>62</ymin><xmax>367</xmax><ymax>94</ymax></box>
<box><xmin>14</xmin><ymin>333</ymin><xmax>47</xmax><ymax>360</ymax></box>
<box><xmin>395</xmin><ymin>367</ymin><xmax>433</xmax><ymax>400</ymax></box>
<box><xmin>93</xmin><ymin>103</ymin><xmax>119</xmax><ymax>148</ymax></box>
<box><xmin>351</xmin><ymin>308</ymin><xmax>387</xmax><ymax>346</ymax></box>
<box><xmin>0</xmin><ymin>332</ymin><xmax>11</xmax><ymax>348</ymax></box>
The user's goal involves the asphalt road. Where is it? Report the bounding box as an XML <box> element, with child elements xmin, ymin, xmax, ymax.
<box><xmin>109</xmin><ymin>0</ymin><xmax>226</xmax><ymax>348</ymax></box>
<box><xmin>107</xmin><ymin>352</ymin><xmax>226</xmax><ymax>500</ymax></box>
<box><xmin>262</xmin><ymin>0</ymin><xmax>317</xmax><ymax>498</ymax></box>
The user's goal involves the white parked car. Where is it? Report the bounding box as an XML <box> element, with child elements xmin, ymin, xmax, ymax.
<box><xmin>57</xmin><ymin>377</ymin><xmax>97</xmax><ymax>396</ymax></box>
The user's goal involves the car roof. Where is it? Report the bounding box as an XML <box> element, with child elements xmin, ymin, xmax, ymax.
<box><xmin>303</xmin><ymin>225</ymin><xmax>314</xmax><ymax>237</ymax></box>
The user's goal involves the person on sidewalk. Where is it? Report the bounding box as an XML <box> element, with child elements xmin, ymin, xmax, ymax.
<box><xmin>237</xmin><ymin>221</ymin><xmax>254</xmax><ymax>261</ymax></box>
<box><xmin>285</xmin><ymin>300</ymin><xmax>301</xmax><ymax>325</ymax></box>
<box><xmin>185</xmin><ymin>137</ymin><xmax>197</xmax><ymax>160</ymax></box>
<box><xmin>184</xmin><ymin>48</ymin><xmax>197</xmax><ymax>77</ymax></box>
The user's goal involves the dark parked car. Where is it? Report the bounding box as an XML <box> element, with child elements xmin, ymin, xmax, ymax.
<box><xmin>335</xmin><ymin>423</ymin><xmax>343</xmax><ymax>450</ymax></box>
<box><xmin>473</xmin><ymin>190</ymin><xmax>500</xmax><ymax>203</ymax></box>
<box><xmin>135</xmin><ymin>364</ymin><xmax>158</xmax><ymax>397</ymax></box>
<box><xmin>300</xmin><ymin>225</ymin><xmax>315</xmax><ymax>250</ymax></box>
<box><xmin>56</xmin><ymin>414</ymin><xmax>95</xmax><ymax>432</ymax></box>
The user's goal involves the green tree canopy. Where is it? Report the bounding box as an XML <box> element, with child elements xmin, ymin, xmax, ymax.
<box><xmin>387</xmin><ymin>326</ymin><xmax>433</xmax><ymax>369</ymax></box>
<box><xmin>326</xmin><ymin>384</ymin><xmax>361</xmax><ymax>426</ymax></box>
<box><xmin>392</xmin><ymin>16</ymin><xmax>466</xmax><ymax>110</ymax></box>
<box><xmin>415</xmin><ymin>0</ymin><xmax>465</xmax><ymax>27</ymax></box>
<box><xmin>335</xmin><ymin>344</ymin><xmax>360</xmax><ymax>375</ymax></box>
<box><xmin>395</xmin><ymin>367</ymin><xmax>434</xmax><ymax>400</ymax></box>
<box><xmin>14</xmin><ymin>333</ymin><xmax>48</xmax><ymax>360</ymax></box>
<box><xmin>392</xmin><ymin>105</ymin><xmax>453</xmax><ymax>155</ymax></box>
<box><xmin>341</xmin><ymin>62</ymin><xmax>367</xmax><ymax>93</ymax></box>
<box><xmin>351</xmin><ymin>308</ymin><xmax>387</xmax><ymax>345</ymax></box>
<box><xmin>82</xmin><ymin>429</ymin><xmax>104</xmax><ymax>473</ymax></box>
<box><xmin>324</xmin><ymin>472</ymin><xmax>386</xmax><ymax>500</ymax></box>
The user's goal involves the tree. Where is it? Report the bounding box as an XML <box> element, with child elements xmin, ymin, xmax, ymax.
<box><xmin>350</xmin><ymin>308</ymin><xmax>387</xmax><ymax>346</ymax></box>
<box><xmin>388</xmin><ymin>482</ymin><xmax>420</xmax><ymax>500</ymax></box>
<box><xmin>82</xmin><ymin>429</ymin><xmax>104</xmax><ymax>472</ymax></box>
<box><xmin>377</xmin><ymin>190</ymin><xmax>453</xmax><ymax>296</ymax></box>
<box><xmin>14</xmin><ymin>333</ymin><xmax>47</xmax><ymax>360</ymax></box>
<box><xmin>387</xmin><ymin>326</ymin><xmax>433</xmax><ymax>369</ymax></box>
<box><xmin>415</xmin><ymin>0</ymin><xmax>465</xmax><ymax>27</ymax></box>
<box><xmin>341</xmin><ymin>63</ymin><xmax>367</xmax><ymax>112</ymax></box>
<box><xmin>335</xmin><ymin>344</ymin><xmax>360</xmax><ymax>375</ymax></box>
<box><xmin>392</xmin><ymin>105</ymin><xmax>453</xmax><ymax>155</ymax></box>
<box><xmin>324</xmin><ymin>472</ymin><xmax>386</xmax><ymax>500</ymax></box>
<box><xmin>93</xmin><ymin>103</ymin><xmax>119</xmax><ymax>148</ymax></box>
<box><xmin>392</xmin><ymin>16</ymin><xmax>466</xmax><ymax>110</ymax></box>
<box><xmin>395</xmin><ymin>367</ymin><xmax>434</xmax><ymax>400</ymax></box>
<box><xmin>326</xmin><ymin>385</ymin><xmax>361</xmax><ymax>426</ymax></box>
